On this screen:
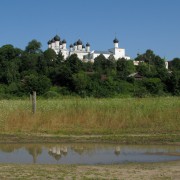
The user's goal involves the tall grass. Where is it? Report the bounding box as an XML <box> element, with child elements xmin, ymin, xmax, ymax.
<box><xmin>0</xmin><ymin>97</ymin><xmax>179</xmax><ymax>135</ymax></box>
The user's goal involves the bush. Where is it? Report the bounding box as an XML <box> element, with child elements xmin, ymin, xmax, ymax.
<box><xmin>22</xmin><ymin>74</ymin><xmax>51</xmax><ymax>95</ymax></box>
<box><xmin>43</xmin><ymin>91</ymin><xmax>60</xmax><ymax>99</ymax></box>
<box><xmin>0</xmin><ymin>93</ymin><xmax>14</xmax><ymax>100</ymax></box>
<box><xmin>143</xmin><ymin>78</ymin><xmax>164</xmax><ymax>95</ymax></box>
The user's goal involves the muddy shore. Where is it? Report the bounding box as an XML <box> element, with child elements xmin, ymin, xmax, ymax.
<box><xmin>0</xmin><ymin>161</ymin><xmax>179</xmax><ymax>179</ymax></box>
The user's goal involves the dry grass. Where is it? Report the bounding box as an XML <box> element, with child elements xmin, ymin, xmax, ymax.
<box><xmin>0</xmin><ymin>161</ymin><xmax>180</xmax><ymax>179</ymax></box>
<box><xmin>0</xmin><ymin>97</ymin><xmax>179</xmax><ymax>135</ymax></box>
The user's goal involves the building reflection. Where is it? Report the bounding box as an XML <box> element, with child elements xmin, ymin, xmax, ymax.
<box><xmin>48</xmin><ymin>146</ymin><xmax>67</xmax><ymax>161</ymax></box>
<box><xmin>0</xmin><ymin>143</ymin><xmax>179</xmax><ymax>164</ymax></box>
<box><xmin>0</xmin><ymin>143</ymin><xmax>122</xmax><ymax>161</ymax></box>
<box><xmin>114</xmin><ymin>146</ymin><xmax>121</xmax><ymax>156</ymax></box>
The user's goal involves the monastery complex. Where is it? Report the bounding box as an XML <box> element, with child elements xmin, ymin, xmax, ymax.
<box><xmin>47</xmin><ymin>35</ymin><xmax>130</xmax><ymax>62</ymax></box>
<box><xmin>47</xmin><ymin>34</ymin><xmax>168</xmax><ymax>69</ymax></box>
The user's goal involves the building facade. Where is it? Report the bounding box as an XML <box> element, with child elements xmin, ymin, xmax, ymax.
<box><xmin>47</xmin><ymin>35</ymin><xmax>130</xmax><ymax>62</ymax></box>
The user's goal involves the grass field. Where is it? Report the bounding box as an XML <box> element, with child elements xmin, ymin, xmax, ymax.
<box><xmin>0</xmin><ymin>97</ymin><xmax>179</xmax><ymax>136</ymax></box>
<box><xmin>0</xmin><ymin>97</ymin><xmax>179</xmax><ymax>179</ymax></box>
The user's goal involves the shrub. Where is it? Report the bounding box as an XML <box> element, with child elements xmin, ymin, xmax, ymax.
<box><xmin>43</xmin><ymin>91</ymin><xmax>60</xmax><ymax>99</ymax></box>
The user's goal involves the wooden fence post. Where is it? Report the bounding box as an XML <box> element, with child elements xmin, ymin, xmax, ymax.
<box><xmin>32</xmin><ymin>91</ymin><xmax>36</xmax><ymax>114</ymax></box>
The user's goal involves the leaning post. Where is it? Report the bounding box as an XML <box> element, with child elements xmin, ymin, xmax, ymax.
<box><xmin>32</xmin><ymin>91</ymin><xmax>36</xmax><ymax>114</ymax></box>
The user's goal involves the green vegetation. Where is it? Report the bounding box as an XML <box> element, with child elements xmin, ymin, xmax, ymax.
<box><xmin>0</xmin><ymin>41</ymin><xmax>180</xmax><ymax>98</ymax></box>
<box><xmin>0</xmin><ymin>40</ymin><xmax>179</xmax><ymax>144</ymax></box>
<box><xmin>0</xmin><ymin>97</ymin><xmax>179</xmax><ymax>136</ymax></box>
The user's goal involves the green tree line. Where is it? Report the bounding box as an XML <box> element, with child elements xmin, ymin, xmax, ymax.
<box><xmin>0</xmin><ymin>40</ymin><xmax>179</xmax><ymax>98</ymax></box>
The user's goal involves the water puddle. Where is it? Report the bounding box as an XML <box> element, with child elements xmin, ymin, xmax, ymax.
<box><xmin>0</xmin><ymin>143</ymin><xmax>179</xmax><ymax>164</ymax></box>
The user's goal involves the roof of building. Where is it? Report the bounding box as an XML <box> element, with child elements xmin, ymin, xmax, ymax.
<box><xmin>69</xmin><ymin>44</ymin><xmax>73</xmax><ymax>48</ymax></box>
<box><xmin>77</xmin><ymin>39</ymin><xmax>82</xmax><ymax>45</ymax></box>
<box><xmin>82</xmin><ymin>45</ymin><xmax>85</xmax><ymax>48</ymax></box>
<box><xmin>113</xmin><ymin>37</ymin><xmax>119</xmax><ymax>43</ymax></box>
<box><xmin>59</xmin><ymin>41</ymin><xmax>62</xmax><ymax>45</ymax></box>
<box><xmin>70</xmin><ymin>50</ymin><xmax>88</xmax><ymax>54</ymax></box>
<box><xmin>51</xmin><ymin>38</ymin><xmax>55</xmax><ymax>43</ymax></box>
<box><xmin>47</xmin><ymin>40</ymin><xmax>51</xmax><ymax>45</ymax></box>
<box><xmin>128</xmin><ymin>72</ymin><xmax>143</xmax><ymax>79</ymax></box>
<box><xmin>54</xmin><ymin>35</ymin><xmax>60</xmax><ymax>41</ymax></box>
<box><xmin>62</xmin><ymin>39</ymin><xmax>66</xmax><ymax>44</ymax></box>
<box><xmin>86</xmin><ymin>42</ymin><xmax>90</xmax><ymax>47</ymax></box>
<box><xmin>94</xmin><ymin>50</ymin><xmax>112</xmax><ymax>55</ymax></box>
<box><xmin>74</xmin><ymin>42</ymin><xmax>77</xmax><ymax>46</ymax></box>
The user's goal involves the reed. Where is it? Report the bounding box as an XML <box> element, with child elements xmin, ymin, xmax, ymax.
<box><xmin>0</xmin><ymin>97</ymin><xmax>179</xmax><ymax>135</ymax></box>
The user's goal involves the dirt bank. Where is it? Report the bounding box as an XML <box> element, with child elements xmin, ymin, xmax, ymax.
<box><xmin>0</xmin><ymin>133</ymin><xmax>180</xmax><ymax>145</ymax></box>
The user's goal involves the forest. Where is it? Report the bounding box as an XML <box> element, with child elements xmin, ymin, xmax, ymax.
<box><xmin>0</xmin><ymin>39</ymin><xmax>179</xmax><ymax>98</ymax></box>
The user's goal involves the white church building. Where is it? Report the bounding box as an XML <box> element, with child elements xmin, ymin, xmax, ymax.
<box><xmin>47</xmin><ymin>35</ymin><xmax>130</xmax><ymax>62</ymax></box>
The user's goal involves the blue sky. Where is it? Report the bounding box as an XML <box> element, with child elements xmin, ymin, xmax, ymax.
<box><xmin>0</xmin><ymin>0</ymin><xmax>180</xmax><ymax>60</ymax></box>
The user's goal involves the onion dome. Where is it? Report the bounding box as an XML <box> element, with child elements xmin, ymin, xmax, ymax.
<box><xmin>51</xmin><ymin>38</ymin><xmax>55</xmax><ymax>43</ymax></box>
<box><xmin>77</xmin><ymin>39</ymin><xmax>82</xmax><ymax>45</ymax></box>
<box><xmin>59</xmin><ymin>41</ymin><xmax>62</xmax><ymax>45</ymax></box>
<box><xmin>113</xmin><ymin>38</ymin><xmax>119</xmax><ymax>43</ymax></box>
<box><xmin>62</xmin><ymin>39</ymin><xmax>66</xmax><ymax>44</ymax></box>
<box><xmin>74</xmin><ymin>42</ymin><xmax>77</xmax><ymax>46</ymax></box>
<box><xmin>54</xmin><ymin>35</ymin><xmax>60</xmax><ymax>41</ymax></box>
<box><xmin>69</xmin><ymin>44</ymin><xmax>73</xmax><ymax>48</ymax></box>
<box><xmin>47</xmin><ymin>40</ymin><xmax>51</xmax><ymax>45</ymax></box>
<box><xmin>82</xmin><ymin>45</ymin><xmax>85</xmax><ymax>49</ymax></box>
<box><xmin>86</xmin><ymin>42</ymin><xmax>90</xmax><ymax>47</ymax></box>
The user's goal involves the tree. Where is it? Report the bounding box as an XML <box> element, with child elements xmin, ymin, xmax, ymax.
<box><xmin>116</xmin><ymin>58</ymin><xmax>135</xmax><ymax>79</ymax></box>
<box><xmin>166</xmin><ymin>71</ymin><xmax>180</xmax><ymax>95</ymax></box>
<box><xmin>72</xmin><ymin>71</ymin><xmax>90</xmax><ymax>96</ymax></box>
<box><xmin>83</xmin><ymin>61</ymin><xmax>94</xmax><ymax>72</ymax></box>
<box><xmin>171</xmin><ymin>58</ymin><xmax>180</xmax><ymax>71</ymax></box>
<box><xmin>0</xmin><ymin>45</ymin><xmax>22</xmax><ymax>84</ymax></box>
<box><xmin>143</xmin><ymin>78</ymin><xmax>164</xmax><ymax>95</ymax></box>
<box><xmin>25</xmin><ymin>40</ymin><xmax>42</xmax><ymax>54</ymax></box>
<box><xmin>107</xmin><ymin>54</ymin><xmax>116</xmax><ymax>74</ymax></box>
<box><xmin>20</xmin><ymin>53</ymin><xmax>39</xmax><ymax>75</ymax></box>
<box><xmin>56</xmin><ymin>51</ymin><xmax>64</xmax><ymax>63</ymax></box>
<box><xmin>22</xmin><ymin>74</ymin><xmax>51</xmax><ymax>95</ymax></box>
<box><xmin>52</xmin><ymin>64</ymin><xmax>73</xmax><ymax>88</ymax></box>
<box><xmin>153</xmin><ymin>56</ymin><xmax>166</xmax><ymax>69</ymax></box>
<box><xmin>136</xmin><ymin>62</ymin><xmax>157</xmax><ymax>78</ymax></box>
<box><xmin>0</xmin><ymin>45</ymin><xmax>22</xmax><ymax>60</ymax></box>
<box><xmin>44</xmin><ymin>48</ymin><xmax>57</xmax><ymax>62</ymax></box>
<box><xmin>93</xmin><ymin>54</ymin><xmax>107</xmax><ymax>73</ymax></box>
<box><xmin>66</xmin><ymin>54</ymin><xmax>83</xmax><ymax>73</ymax></box>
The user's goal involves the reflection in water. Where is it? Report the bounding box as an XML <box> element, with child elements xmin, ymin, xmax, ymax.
<box><xmin>0</xmin><ymin>143</ymin><xmax>179</xmax><ymax>164</ymax></box>
<box><xmin>114</xmin><ymin>146</ymin><xmax>121</xmax><ymax>156</ymax></box>
<box><xmin>48</xmin><ymin>146</ymin><xmax>67</xmax><ymax>161</ymax></box>
<box><xmin>71</xmin><ymin>145</ymin><xmax>85</xmax><ymax>155</ymax></box>
<box><xmin>26</xmin><ymin>146</ymin><xmax>42</xmax><ymax>163</ymax></box>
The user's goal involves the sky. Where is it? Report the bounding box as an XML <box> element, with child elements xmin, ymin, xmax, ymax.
<box><xmin>0</xmin><ymin>0</ymin><xmax>180</xmax><ymax>60</ymax></box>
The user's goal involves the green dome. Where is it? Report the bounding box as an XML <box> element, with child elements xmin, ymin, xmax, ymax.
<box><xmin>77</xmin><ymin>39</ymin><xmax>82</xmax><ymax>45</ymax></box>
<box><xmin>62</xmin><ymin>39</ymin><xmax>66</xmax><ymax>44</ymax></box>
<box><xmin>51</xmin><ymin>38</ymin><xmax>55</xmax><ymax>43</ymax></box>
<box><xmin>113</xmin><ymin>38</ymin><xmax>119</xmax><ymax>43</ymax></box>
<box><xmin>86</xmin><ymin>42</ymin><xmax>90</xmax><ymax>47</ymax></box>
<box><xmin>47</xmin><ymin>40</ymin><xmax>51</xmax><ymax>45</ymax></box>
<box><xmin>54</xmin><ymin>35</ymin><xmax>60</xmax><ymax>41</ymax></box>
